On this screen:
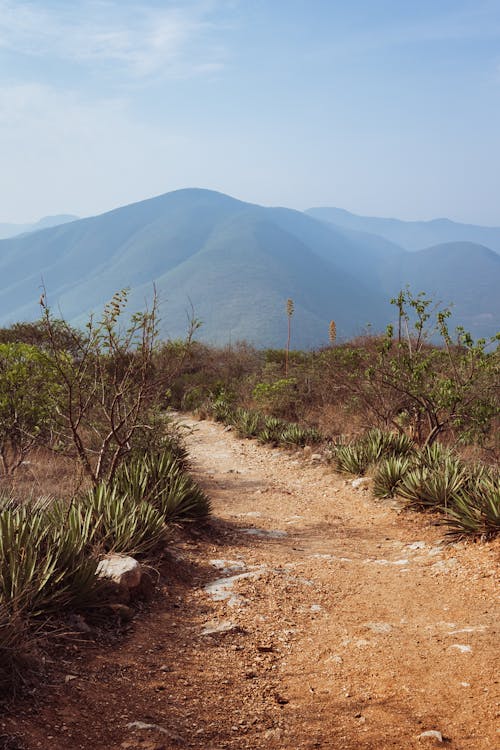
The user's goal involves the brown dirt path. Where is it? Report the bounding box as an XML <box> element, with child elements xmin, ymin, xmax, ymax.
<box><xmin>3</xmin><ymin>417</ymin><xmax>499</xmax><ymax>750</ymax></box>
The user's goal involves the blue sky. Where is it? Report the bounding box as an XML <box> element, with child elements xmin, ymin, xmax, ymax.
<box><xmin>1</xmin><ymin>0</ymin><xmax>499</xmax><ymax>224</ymax></box>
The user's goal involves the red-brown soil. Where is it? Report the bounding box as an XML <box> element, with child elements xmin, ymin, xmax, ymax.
<box><xmin>2</xmin><ymin>417</ymin><xmax>498</xmax><ymax>749</ymax></box>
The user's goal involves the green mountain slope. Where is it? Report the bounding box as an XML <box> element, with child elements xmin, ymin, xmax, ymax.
<box><xmin>0</xmin><ymin>189</ymin><xmax>498</xmax><ymax>346</ymax></box>
<box><xmin>306</xmin><ymin>206</ymin><xmax>500</xmax><ymax>255</ymax></box>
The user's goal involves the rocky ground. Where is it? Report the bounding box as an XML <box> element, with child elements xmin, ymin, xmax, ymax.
<box><xmin>2</xmin><ymin>416</ymin><xmax>499</xmax><ymax>750</ymax></box>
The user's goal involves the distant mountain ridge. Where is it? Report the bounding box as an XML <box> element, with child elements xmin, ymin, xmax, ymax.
<box><xmin>306</xmin><ymin>206</ymin><xmax>500</xmax><ymax>255</ymax></box>
<box><xmin>0</xmin><ymin>189</ymin><xmax>498</xmax><ymax>347</ymax></box>
<box><xmin>0</xmin><ymin>215</ymin><xmax>79</xmax><ymax>240</ymax></box>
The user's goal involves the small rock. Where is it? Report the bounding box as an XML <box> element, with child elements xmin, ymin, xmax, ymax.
<box><xmin>351</xmin><ymin>477</ymin><xmax>370</xmax><ymax>490</ymax></box>
<box><xmin>310</xmin><ymin>453</ymin><xmax>322</xmax><ymax>462</ymax></box>
<box><xmin>365</xmin><ymin>621</ymin><xmax>392</xmax><ymax>634</ymax></box>
<box><xmin>407</xmin><ymin>541</ymin><xmax>426</xmax><ymax>550</ymax></box>
<box><xmin>97</xmin><ymin>554</ymin><xmax>142</xmax><ymax>589</ymax></box>
<box><xmin>126</xmin><ymin>721</ymin><xmax>183</xmax><ymax>744</ymax></box>
<box><xmin>310</xmin><ymin>604</ymin><xmax>322</xmax><ymax>613</ymax></box>
<box><xmin>64</xmin><ymin>674</ymin><xmax>78</xmax><ymax>683</ymax></box>
<box><xmin>450</xmin><ymin>644</ymin><xmax>472</xmax><ymax>653</ymax></box>
<box><xmin>201</xmin><ymin>620</ymin><xmax>240</xmax><ymax>636</ymax></box>
<box><xmin>418</xmin><ymin>730</ymin><xmax>443</xmax><ymax>743</ymax></box>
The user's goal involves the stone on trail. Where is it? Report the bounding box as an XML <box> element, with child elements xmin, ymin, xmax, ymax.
<box><xmin>201</xmin><ymin>620</ymin><xmax>240</xmax><ymax>635</ymax></box>
<box><xmin>418</xmin><ymin>729</ymin><xmax>444</xmax><ymax>743</ymax></box>
<box><xmin>351</xmin><ymin>477</ymin><xmax>370</xmax><ymax>490</ymax></box>
<box><xmin>97</xmin><ymin>554</ymin><xmax>142</xmax><ymax>589</ymax></box>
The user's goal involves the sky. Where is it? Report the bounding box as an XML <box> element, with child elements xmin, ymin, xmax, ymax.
<box><xmin>1</xmin><ymin>0</ymin><xmax>500</xmax><ymax>225</ymax></box>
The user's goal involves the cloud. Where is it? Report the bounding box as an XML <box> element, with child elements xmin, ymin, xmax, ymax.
<box><xmin>0</xmin><ymin>1</ymin><xmax>230</xmax><ymax>78</ymax></box>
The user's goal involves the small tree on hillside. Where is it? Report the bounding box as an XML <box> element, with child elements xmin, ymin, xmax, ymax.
<box><xmin>41</xmin><ymin>288</ymin><xmax>198</xmax><ymax>485</ymax></box>
<box><xmin>0</xmin><ymin>343</ymin><xmax>59</xmax><ymax>475</ymax></box>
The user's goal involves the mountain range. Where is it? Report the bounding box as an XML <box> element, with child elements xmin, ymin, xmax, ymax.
<box><xmin>0</xmin><ymin>189</ymin><xmax>498</xmax><ymax>348</ymax></box>
<box><xmin>0</xmin><ymin>215</ymin><xmax>79</xmax><ymax>241</ymax></box>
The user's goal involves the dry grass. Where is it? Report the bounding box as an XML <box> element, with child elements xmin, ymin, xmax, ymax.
<box><xmin>0</xmin><ymin>448</ymin><xmax>89</xmax><ymax>503</ymax></box>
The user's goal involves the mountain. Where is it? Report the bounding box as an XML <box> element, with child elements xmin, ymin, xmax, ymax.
<box><xmin>306</xmin><ymin>206</ymin><xmax>500</xmax><ymax>255</ymax></box>
<box><xmin>0</xmin><ymin>189</ymin><xmax>498</xmax><ymax>347</ymax></box>
<box><xmin>0</xmin><ymin>215</ymin><xmax>79</xmax><ymax>240</ymax></box>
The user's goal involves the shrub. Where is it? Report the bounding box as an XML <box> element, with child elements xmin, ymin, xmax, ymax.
<box><xmin>280</xmin><ymin>423</ymin><xmax>322</xmax><ymax>447</ymax></box>
<box><xmin>0</xmin><ymin>503</ymin><xmax>100</xmax><ymax>618</ymax></box>
<box><xmin>257</xmin><ymin>416</ymin><xmax>287</xmax><ymax>445</ymax></box>
<box><xmin>444</xmin><ymin>472</ymin><xmax>500</xmax><ymax>539</ymax></box>
<box><xmin>233</xmin><ymin>409</ymin><xmax>263</xmax><ymax>439</ymax></box>
<box><xmin>114</xmin><ymin>451</ymin><xmax>211</xmax><ymax>523</ymax></box>
<box><xmin>373</xmin><ymin>456</ymin><xmax>411</xmax><ymax>498</ymax></box>
<box><xmin>332</xmin><ymin>442</ymin><xmax>371</xmax><ymax>475</ymax></box>
<box><xmin>81</xmin><ymin>485</ymin><xmax>167</xmax><ymax>557</ymax></box>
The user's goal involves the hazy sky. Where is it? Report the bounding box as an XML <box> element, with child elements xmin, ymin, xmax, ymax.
<box><xmin>1</xmin><ymin>0</ymin><xmax>500</xmax><ymax>224</ymax></box>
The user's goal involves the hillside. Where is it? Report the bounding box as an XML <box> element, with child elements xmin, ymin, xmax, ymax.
<box><xmin>0</xmin><ymin>189</ymin><xmax>498</xmax><ymax>346</ymax></box>
<box><xmin>0</xmin><ymin>214</ymin><xmax>78</xmax><ymax>240</ymax></box>
<box><xmin>306</xmin><ymin>206</ymin><xmax>500</xmax><ymax>255</ymax></box>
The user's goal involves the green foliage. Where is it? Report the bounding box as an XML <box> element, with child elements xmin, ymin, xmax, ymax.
<box><xmin>257</xmin><ymin>415</ymin><xmax>287</xmax><ymax>445</ymax></box>
<box><xmin>114</xmin><ymin>451</ymin><xmax>211</xmax><ymax>522</ymax></box>
<box><xmin>280</xmin><ymin>423</ymin><xmax>322</xmax><ymax>447</ymax></box>
<box><xmin>0</xmin><ymin>343</ymin><xmax>60</xmax><ymax>475</ymax></box>
<box><xmin>373</xmin><ymin>457</ymin><xmax>412</xmax><ymax>498</ymax></box>
<box><xmin>332</xmin><ymin>442</ymin><xmax>371</xmax><ymax>476</ymax></box>
<box><xmin>444</xmin><ymin>473</ymin><xmax>500</xmax><ymax>539</ymax></box>
<box><xmin>0</xmin><ymin>503</ymin><xmax>100</xmax><ymax>619</ymax></box>
<box><xmin>252</xmin><ymin>378</ymin><xmax>298</xmax><ymax>419</ymax></box>
<box><xmin>81</xmin><ymin>485</ymin><xmax>166</xmax><ymax>557</ymax></box>
<box><xmin>233</xmin><ymin>409</ymin><xmax>264</xmax><ymax>439</ymax></box>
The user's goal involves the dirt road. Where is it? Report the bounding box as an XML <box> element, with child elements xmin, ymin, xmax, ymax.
<box><xmin>4</xmin><ymin>416</ymin><xmax>499</xmax><ymax>749</ymax></box>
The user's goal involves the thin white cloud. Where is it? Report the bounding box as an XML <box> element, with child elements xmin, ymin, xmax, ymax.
<box><xmin>0</xmin><ymin>1</ymin><xmax>230</xmax><ymax>78</ymax></box>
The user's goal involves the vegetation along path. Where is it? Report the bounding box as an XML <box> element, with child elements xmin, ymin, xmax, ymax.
<box><xmin>5</xmin><ymin>416</ymin><xmax>499</xmax><ymax>750</ymax></box>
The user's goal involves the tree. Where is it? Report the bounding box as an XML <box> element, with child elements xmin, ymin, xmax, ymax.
<box><xmin>363</xmin><ymin>289</ymin><xmax>500</xmax><ymax>446</ymax></box>
<box><xmin>0</xmin><ymin>343</ymin><xmax>59</xmax><ymax>475</ymax></box>
<box><xmin>41</xmin><ymin>289</ymin><xmax>199</xmax><ymax>485</ymax></box>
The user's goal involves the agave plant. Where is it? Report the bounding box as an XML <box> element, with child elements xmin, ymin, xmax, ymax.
<box><xmin>280</xmin><ymin>423</ymin><xmax>322</xmax><ymax>447</ymax></box>
<box><xmin>114</xmin><ymin>451</ymin><xmax>211</xmax><ymax>523</ymax></box>
<box><xmin>258</xmin><ymin>416</ymin><xmax>287</xmax><ymax>445</ymax></box>
<box><xmin>82</xmin><ymin>485</ymin><xmax>167</xmax><ymax>557</ymax></box>
<box><xmin>373</xmin><ymin>456</ymin><xmax>411</xmax><ymax>498</ymax></box>
<box><xmin>417</xmin><ymin>458</ymin><xmax>467</xmax><ymax>508</ymax></box>
<box><xmin>397</xmin><ymin>467</ymin><xmax>430</xmax><ymax>507</ymax></box>
<box><xmin>0</xmin><ymin>504</ymin><xmax>100</xmax><ymax>618</ymax></box>
<box><xmin>234</xmin><ymin>409</ymin><xmax>263</xmax><ymax>439</ymax></box>
<box><xmin>332</xmin><ymin>442</ymin><xmax>371</xmax><ymax>476</ymax></box>
<box><xmin>444</xmin><ymin>472</ymin><xmax>500</xmax><ymax>539</ymax></box>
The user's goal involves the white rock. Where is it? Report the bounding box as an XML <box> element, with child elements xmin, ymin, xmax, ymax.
<box><xmin>407</xmin><ymin>541</ymin><xmax>426</xmax><ymax>550</ymax></box>
<box><xmin>97</xmin><ymin>554</ymin><xmax>142</xmax><ymax>589</ymax></box>
<box><xmin>450</xmin><ymin>644</ymin><xmax>472</xmax><ymax>653</ymax></box>
<box><xmin>310</xmin><ymin>453</ymin><xmax>322</xmax><ymax>462</ymax></box>
<box><xmin>351</xmin><ymin>477</ymin><xmax>370</xmax><ymax>489</ymax></box>
<box><xmin>418</xmin><ymin>730</ymin><xmax>443</xmax><ymax>742</ymax></box>
<box><xmin>201</xmin><ymin>620</ymin><xmax>239</xmax><ymax>635</ymax></box>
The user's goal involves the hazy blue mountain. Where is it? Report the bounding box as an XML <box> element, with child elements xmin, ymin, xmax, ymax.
<box><xmin>306</xmin><ymin>206</ymin><xmax>500</xmax><ymax>255</ymax></box>
<box><xmin>0</xmin><ymin>214</ymin><xmax>78</xmax><ymax>240</ymax></box>
<box><xmin>0</xmin><ymin>189</ymin><xmax>498</xmax><ymax>347</ymax></box>
<box><xmin>386</xmin><ymin>242</ymin><xmax>500</xmax><ymax>338</ymax></box>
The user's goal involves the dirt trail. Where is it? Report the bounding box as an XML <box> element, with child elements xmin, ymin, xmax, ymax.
<box><xmin>4</xmin><ymin>417</ymin><xmax>499</xmax><ymax>750</ymax></box>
